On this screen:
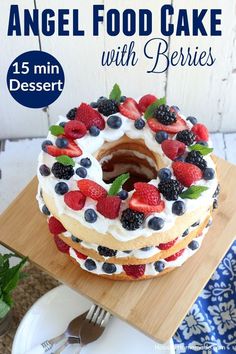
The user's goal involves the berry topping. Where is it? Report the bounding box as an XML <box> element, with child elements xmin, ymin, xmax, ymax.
<box><xmin>186</xmin><ymin>116</ymin><xmax>198</xmax><ymax>125</ymax></box>
<box><xmin>98</xmin><ymin>246</ymin><xmax>117</xmax><ymax>257</ymax></box>
<box><xmin>213</xmin><ymin>184</ymin><xmax>220</xmax><ymax>198</ymax></box>
<box><xmin>120</xmin><ymin>96</ymin><xmax>127</xmax><ymax>102</ymax></box>
<box><xmin>54</xmin><ymin>235</ymin><xmax>70</xmax><ymax>254</ymax></box>
<box><xmin>172</xmin><ymin>161</ymin><xmax>203</xmax><ymax>187</ymax></box>
<box><xmin>90</xmin><ymin>102</ymin><xmax>98</xmax><ymax>108</ymax></box>
<box><xmin>134</xmin><ymin>182</ymin><xmax>161</xmax><ymax>206</ymax></box>
<box><xmin>97</xmin><ymin>99</ymin><xmax>119</xmax><ymax>116</ymax></box>
<box><xmin>55</xmin><ymin>137</ymin><xmax>69</xmax><ymax>148</ymax></box>
<box><xmin>66</xmin><ymin>107</ymin><xmax>77</xmax><ymax>120</ymax></box>
<box><xmin>191</xmin><ymin>123</ymin><xmax>209</xmax><ymax>142</ymax></box>
<box><xmin>71</xmin><ymin>235</ymin><xmax>81</xmax><ymax>243</ymax></box>
<box><xmin>76</xmin><ymin>103</ymin><xmax>105</xmax><ymax>130</ymax></box>
<box><xmin>52</xmin><ymin>162</ymin><xmax>74</xmax><ymax>180</ymax></box>
<box><xmin>192</xmin><ymin>220</ymin><xmax>200</xmax><ymax>227</ymax></box>
<box><xmin>172</xmin><ymin>201</ymin><xmax>186</xmax><ymax>216</ymax></box>
<box><xmin>119</xmin><ymin>98</ymin><xmax>141</xmax><ymax>120</ymax></box>
<box><xmin>107</xmin><ymin>115</ymin><xmax>122</xmax><ymax>129</ymax></box>
<box><xmin>129</xmin><ymin>192</ymin><xmax>165</xmax><ymax>213</ymax></box>
<box><xmin>84</xmin><ymin>209</ymin><xmax>98</xmax><ymax>223</ymax></box>
<box><xmin>74</xmin><ymin>250</ymin><xmax>88</xmax><ymax>260</ymax></box>
<box><xmin>64</xmin><ymin>121</ymin><xmax>87</xmax><ymax>139</ymax></box>
<box><xmin>158</xmin><ymin>179</ymin><xmax>184</xmax><ymax>201</ymax></box>
<box><xmin>122</xmin><ymin>264</ymin><xmax>146</xmax><ymax>279</ymax></box>
<box><xmin>171</xmin><ymin>106</ymin><xmax>180</xmax><ymax>113</ymax></box>
<box><xmin>120</xmin><ymin>208</ymin><xmax>144</xmax><ymax>230</ymax></box>
<box><xmin>213</xmin><ymin>199</ymin><xmax>218</xmax><ymax>209</ymax></box>
<box><xmin>158</xmin><ymin>168</ymin><xmax>172</xmax><ymax>181</ymax></box>
<box><xmin>46</xmin><ymin>140</ymin><xmax>82</xmax><ymax>158</ymax></box>
<box><xmin>138</xmin><ymin>94</ymin><xmax>157</xmax><ymax>112</ymax></box>
<box><xmin>154</xmin><ymin>260</ymin><xmax>165</xmax><ymax>272</ymax></box>
<box><xmin>161</xmin><ymin>140</ymin><xmax>186</xmax><ymax>161</ymax></box>
<box><xmin>59</xmin><ymin>122</ymin><xmax>66</xmax><ymax>128</ymax></box>
<box><xmin>134</xmin><ymin>118</ymin><xmax>146</xmax><ymax>130</ymax></box>
<box><xmin>102</xmin><ymin>263</ymin><xmax>117</xmax><ymax>274</ymax></box>
<box><xmin>89</xmin><ymin>126</ymin><xmax>100</xmax><ymax>136</ymax></box>
<box><xmin>165</xmin><ymin>249</ymin><xmax>185</xmax><ymax>262</ymax></box>
<box><xmin>158</xmin><ymin>238</ymin><xmax>178</xmax><ymax>250</ymax></box>
<box><xmin>198</xmin><ymin>141</ymin><xmax>208</xmax><ymax>146</ymax></box>
<box><xmin>188</xmin><ymin>240</ymin><xmax>199</xmax><ymax>250</ymax></box>
<box><xmin>48</xmin><ymin>216</ymin><xmax>66</xmax><ymax>234</ymax></box>
<box><xmin>185</xmin><ymin>150</ymin><xmax>207</xmax><ymax>171</ymax></box>
<box><xmin>84</xmin><ymin>259</ymin><xmax>97</xmax><ymax>270</ymax></box>
<box><xmin>42</xmin><ymin>205</ymin><xmax>50</xmax><ymax>216</ymax></box>
<box><xmin>64</xmin><ymin>191</ymin><xmax>86</xmax><ymax>211</ymax></box>
<box><xmin>55</xmin><ymin>182</ymin><xmax>69</xmax><ymax>195</ymax></box>
<box><xmin>96</xmin><ymin>196</ymin><xmax>121</xmax><ymax>219</ymax></box>
<box><xmin>153</xmin><ymin>104</ymin><xmax>177</xmax><ymax>125</ymax></box>
<box><xmin>203</xmin><ymin>168</ymin><xmax>215</xmax><ymax>180</ymax></box>
<box><xmin>176</xmin><ymin>129</ymin><xmax>195</xmax><ymax>146</ymax></box>
<box><xmin>76</xmin><ymin>167</ymin><xmax>87</xmax><ymax>178</ymax></box>
<box><xmin>118</xmin><ymin>190</ymin><xmax>128</xmax><ymax>200</ymax></box>
<box><xmin>42</xmin><ymin>140</ymin><xmax>53</xmax><ymax>152</ymax></box>
<box><xmin>148</xmin><ymin>116</ymin><xmax>188</xmax><ymax>134</ymax></box>
<box><xmin>80</xmin><ymin>158</ymin><xmax>92</xmax><ymax>168</ymax></box>
<box><xmin>148</xmin><ymin>217</ymin><xmax>164</xmax><ymax>231</ymax></box>
<box><xmin>182</xmin><ymin>229</ymin><xmax>189</xmax><ymax>237</ymax></box>
<box><xmin>39</xmin><ymin>164</ymin><xmax>51</xmax><ymax>177</ymax></box>
<box><xmin>155</xmin><ymin>131</ymin><xmax>168</xmax><ymax>144</ymax></box>
<box><xmin>78</xmin><ymin>179</ymin><xmax>107</xmax><ymax>200</ymax></box>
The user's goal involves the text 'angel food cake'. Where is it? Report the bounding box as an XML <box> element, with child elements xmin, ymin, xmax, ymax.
<box><xmin>37</xmin><ymin>84</ymin><xmax>220</xmax><ymax>280</ymax></box>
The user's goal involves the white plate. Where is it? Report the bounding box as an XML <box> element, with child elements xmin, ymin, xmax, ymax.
<box><xmin>12</xmin><ymin>285</ymin><xmax>175</xmax><ymax>354</ymax></box>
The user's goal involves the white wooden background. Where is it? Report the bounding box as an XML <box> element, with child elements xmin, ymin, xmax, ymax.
<box><xmin>1</xmin><ymin>0</ymin><xmax>236</xmax><ymax>138</ymax></box>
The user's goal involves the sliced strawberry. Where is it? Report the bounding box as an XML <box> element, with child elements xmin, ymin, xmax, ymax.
<box><xmin>161</xmin><ymin>140</ymin><xmax>186</xmax><ymax>161</ymax></box>
<box><xmin>96</xmin><ymin>196</ymin><xmax>121</xmax><ymax>219</ymax></box>
<box><xmin>46</xmin><ymin>139</ymin><xmax>82</xmax><ymax>158</ymax></box>
<box><xmin>138</xmin><ymin>94</ymin><xmax>157</xmax><ymax>112</ymax></box>
<box><xmin>165</xmin><ymin>249</ymin><xmax>185</xmax><ymax>262</ymax></box>
<box><xmin>148</xmin><ymin>116</ymin><xmax>188</xmax><ymax>134</ymax></box>
<box><xmin>54</xmin><ymin>234</ymin><xmax>70</xmax><ymax>254</ymax></box>
<box><xmin>76</xmin><ymin>103</ymin><xmax>105</xmax><ymax>130</ymax></box>
<box><xmin>74</xmin><ymin>250</ymin><xmax>87</xmax><ymax>260</ymax></box>
<box><xmin>64</xmin><ymin>120</ymin><xmax>87</xmax><ymax>139</ymax></box>
<box><xmin>119</xmin><ymin>98</ymin><xmax>142</xmax><ymax>120</ymax></box>
<box><xmin>191</xmin><ymin>123</ymin><xmax>209</xmax><ymax>142</ymax></box>
<box><xmin>158</xmin><ymin>238</ymin><xmax>178</xmax><ymax>250</ymax></box>
<box><xmin>129</xmin><ymin>192</ymin><xmax>165</xmax><ymax>214</ymax></box>
<box><xmin>172</xmin><ymin>161</ymin><xmax>203</xmax><ymax>187</ymax></box>
<box><xmin>48</xmin><ymin>217</ymin><xmax>66</xmax><ymax>234</ymax></box>
<box><xmin>77</xmin><ymin>179</ymin><xmax>107</xmax><ymax>201</ymax></box>
<box><xmin>134</xmin><ymin>182</ymin><xmax>160</xmax><ymax>206</ymax></box>
<box><xmin>64</xmin><ymin>191</ymin><xmax>86</xmax><ymax>211</ymax></box>
<box><xmin>123</xmin><ymin>264</ymin><xmax>146</xmax><ymax>279</ymax></box>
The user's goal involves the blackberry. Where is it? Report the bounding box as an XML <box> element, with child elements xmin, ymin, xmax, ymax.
<box><xmin>51</xmin><ymin>162</ymin><xmax>74</xmax><ymax>180</ymax></box>
<box><xmin>66</xmin><ymin>107</ymin><xmax>77</xmax><ymax>120</ymax></box>
<box><xmin>98</xmin><ymin>246</ymin><xmax>117</xmax><ymax>257</ymax></box>
<box><xmin>120</xmin><ymin>208</ymin><xmax>144</xmax><ymax>230</ymax></box>
<box><xmin>176</xmin><ymin>129</ymin><xmax>195</xmax><ymax>146</ymax></box>
<box><xmin>153</xmin><ymin>105</ymin><xmax>177</xmax><ymax>125</ymax></box>
<box><xmin>186</xmin><ymin>151</ymin><xmax>207</xmax><ymax>171</ymax></box>
<box><xmin>97</xmin><ymin>99</ymin><xmax>119</xmax><ymax>116</ymax></box>
<box><xmin>158</xmin><ymin>179</ymin><xmax>184</xmax><ymax>201</ymax></box>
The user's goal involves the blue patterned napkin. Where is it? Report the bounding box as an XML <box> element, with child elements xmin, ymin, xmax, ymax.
<box><xmin>173</xmin><ymin>241</ymin><xmax>236</xmax><ymax>354</ymax></box>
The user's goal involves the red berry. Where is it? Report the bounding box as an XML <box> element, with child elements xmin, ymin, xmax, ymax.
<box><xmin>54</xmin><ymin>235</ymin><xmax>70</xmax><ymax>254</ymax></box>
<box><xmin>96</xmin><ymin>196</ymin><xmax>121</xmax><ymax>219</ymax></box>
<box><xmin>148</xmin><ymin>116</ymin><xmax>188</xmax><ymax>134</ymax></box>
<box><xmin>77</xmin><ymin>179</ymin><xmax>107</xmax><ymax>201</ymax></box>
<box><xmin>138</xmin><ymin>94</ymin><xmax>157</xmax><ymax>112</ymax></box>
<box><xmin>172</xmin><ymin>161</ymin><xmax>203</xmax><ymax>187</ymax></box>
<box><xmin>123</xmin><ymin>264</ymin><xmax>146</xmax><ymax>279</ymax></box>
<box><xmin>158</xmin><ymin>238</ymin><xmax>178</xmax><ymax>250</ymax></box>
<box><xmin>64</xmin><ymin>121</ymin><xmax>87</xmax><ymax>139</ymax></box>
<box><xmin>119</xmin><ymin>98</ymin><xmax>142</xmax><ymax>120</ymax></box>
<box><xmin>76</xmin><ymin>103</ymin><xmax>105</xmax><ymax>130</ymax></box>
<box><xmin>134</xmin><ymin>182</ymin><xmax>160</xmax><ymax>205</ymax></box>
<box><xmin>48</xmin><ymin>217</ymin><xmax>66</xmax><ymax>234</ymax></box>
<box><xmin>46</xmin><ymin>139</ymin><xmax>82</xmax><ymax>158</ymax></box>
<box><xmin>129</xmin><ymin>192</ymin><xmax>165</xmax><ymax>214</ymax></box>
<box><xmin>64</xmin><ymin>191</ymin><xmax>86</xmax><ymax>211</ymax></box>
<box><xmin>161</xmin><ymin>140</ymin><xmax>186</xmax><ymax>161</ymax></box>
<box><xmin>74</xmin><ymin>250</ymin><xmax>87</xmax><ymax>260</ymax></box>
<box><xmin>191</xmin><ymin>124</ymin><xmax>209</xmax><ymax>142</ymax></box>
<box><xmin>165</xmin><ymin>249</ymin><xmax>185</xmax><ymax>262</ymax></box>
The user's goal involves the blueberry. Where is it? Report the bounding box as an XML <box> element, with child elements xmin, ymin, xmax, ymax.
<box><xmin>84</xmin><ymin>209</ymin><xmax>97</xmax><ymax>223</ymax></box>
<box><xmin>182</xmin><ymin>228</ymin><xmax>189</xmax><ymax>237</ymax></box>
<box><xmin>42</xmin><ymin>205</ymin><xmax>50</xmax><ymax>216</ymax></box>
<box><xmin>41</xmin><ymin>140</ymin><xmax>53</xmax><ymax>152</ymax></box>
<box><xmin>188</xmin><ymin>240</ymin><xmax>199</xmax><ymax>250</ymax></box>
<box><xmin>80</xmin><ymin>158</ymin><xmax>92</xmax><ymax>168</ymax></box>
<box><xmin>171</xmin><ymin>105</ymin><xmax>180</xmax><ymax>113</ymax></box>
<box><xmin>71</xmin><ymin>235</ymin><xmax>82</xmax><ymax>243</ymax></box>
<box><xmin>90</xmin><ymin>102</ymin><xmax>98</xmax><ymax>108</ymax></box>
<box><xmin>191</xmin><ymin>220</ymin><xmax>200</xmax><ymax>227</ymax></box>
<box><xmin>54</xmin><ymin>182</ymin><xmax>69</xmax><ymax>195</ymax></box>
<box><xmin>175</xmin><ymin>156</ymin><xmax>185</xmax><ymax>162</ymax></box>
<box><xmin>140</xmin><ymin>246</ymin><xmax>152</xmax><ymax>251</ymax></box>
<box><xmin>76</xmin><ymin>167</ymin><xmax>87</xmax><ymax>178</ymax></box>
<box><xmin>118</xmin><ymin>190</ymin><xmax>128</xmax><ymax>200</ymax></box>
<box><xmin>148</xmin><ymin>217</ymin><xmax>164</xmax><ymax>230</ymax></box>
<box><xmin>39</xmin><ymin>164</ymin><xmax>51</xmax><ymax>176</ymax></box>
<box><xmin>59</xmin><ymin>121</ymin><xmax>66</xmax><ymax>128</ymax></box>
<box><xmin>55</xmin><ymin>137</ymin><xmax>68</xmax><ymax>148</ymax></box>
<box><xmin>107</xmin><ymin>115</ymin><xmax>122</xmax><ymax>129</ymax></box>
<box><xmin>203</xmin><ymin>168</ymin><xmax>215</xmax><ymax>180</ymax></box>
<box><xmin>84</xmin><ymin>259</ymin><xmax>97</xmax><ymax>271</ymax></box>
<box><xmin>89</xmin><ymin>125</ymin><xmax>100</xmax><ymax>136</ymax></box>
<box><xmin>158</xmin><ymin>168</ymin><xmax>171</xmax><ymax>181</ymax></box>
<box><xmin>134</xmin><ymin>118</ymin><xmax>146</xmax><ymax>130</ymax></box>
<box><xmin>102</xmin><ymin>262</ymin><xmax>117</xmax><ymax>274</ymax></box>
<box><xmin>172</xmin><ymin>201</ymin><xmax>186</xmax><ymax>216</ymax></box>
<box><xmin>123</xmin><ymin>250</ymin><xmax>132</xmax><ymax>254</ymax></box>
<box><xmin>186</xmin><ymin>116</ymin><xmax>198</xmax><ymax>125</ymax></box>
<box><xmin>154</xmin><ymin>260</ymin><xmax>165</xmax><ymax>272</ymax></box>
<box><xmin>198</xmin><ymin>141</ymin><xmax>208</xmax><ymax>146</ymax></box>
<box><xmin>120</xmin><ymin>96</ymin><xmax>127</xmax><ymax>103</ymax></box>
<box><xmin>155</xmin><ymin>131</ymin><xmax>168</xmax><ymax>144</ymax></box>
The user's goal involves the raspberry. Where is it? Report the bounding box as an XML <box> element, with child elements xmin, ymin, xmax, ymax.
<box><xmin>97</xmin><ymin>99</ymin><xmax>119</xmax><ymax>116</ymax></box>
<box><xmin>64</xmin><ymin>191</ymin><xmax>86</xmax><ymax>211</ymax></box>
<box><xmin>96</xmin><ymin>196</ymin><xmax>121</xmax><ymax>219</ymax></box>
<box><xmin>158</xmin><ymin>238</ymin><xmax>178</xmax><ymax>250</ymax></box>
<box><xmin>48</xmin><ymin>217</ymin><xmax>66</xmax><ymax>234</ymax></box>
<box><xmin>165</xmin><ymin>249</ymin><xmax>185</xmax><ymax>262</ymax></box>
<box><xmin>138</xmin><ymin>94</ymin><xmax>157</xmax><ymax>112</ymax></box>
<box><xmin>74</xmin><ymin>250</ymin><xmax>87</xmax><ymax>260</ymax></box>
<box><xmin>54</xmin><ymin>235</ymin><xmax>70</xmax><ymax>253</ymax></box>
<box><xmin>153</xmin><ymin>105</ymin><xmax>177</xmax><ymax>125</ymax></box>
<box><xmin>172</xmin><ymin>161</ymin><xmax>203</xmax><ymax>187</ymax></box>
<box><xmin>76</xmin><ymin>103</ymin><xmax>105</xmax><ymax>130</ymax></box>
<box><xmin>134</xmin><ymin>182</ymin><xmax>161</xmax><ymax>206</ymax></box>
<box><xmin>64</xmin><ymin>121</ymin><xmax>87</xmax><ymax>139</ymax></box>
<box><xmin>191</xmin><ymin>123</ymin><xmax>209</xmax><ymax>142</ymax></box>
<box><xmin>122</xmin><ymin>264</ymin><xmax>146</xmax><ymax>279</ymax></box>
<box><xmin>161</xmin><ymin>140</ymin><xmax>186</xmax><ymax>161</ymax></box>
<box><xmin>77</xmin><ymin>179</ymin><xmax>107</xmax><ymax>201</ymax></box>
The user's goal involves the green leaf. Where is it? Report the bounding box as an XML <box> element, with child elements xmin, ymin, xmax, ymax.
<box><xmin>56</xmin><ymin>155</ymin><xmax>75</xmax><ymax>167</ymax></box>
<box><xmin>180</xmin><ymin>186</ymin><xmax>209</xmax><ymax>199</ymax></box>
<box><xmin>189</xmin><ymin>144</ymin><xmax>213</xmax><ymax>156</ymax></box>
<box><xmin>3</xmin><ymin>293</ymin><xmax>13</xmax><ymax>308</ymax></box>
<box><xmin>49</xmin><ymin>125</ymin><xmax>64</xmax><ymax>136</ymax></box>
<box><xmin>0</xmin><ymin>299</ymin><xmax>10</xmax><ymax>319</ymax></box>
<box><xmin>109</xmin><ymin>83</ymin><xmax>122</xmax><ymax>102</ymax></box>
<box><xmin>108</xmin><ymin>173</ymin><xmax>130</xmax><ymax>196</ymax></box>
<box><xmin>144</xmin><ymin>97</ymin><xmax>166</xmax><ymax>120</ymax></box>
<box><xmin>2</xmin><ymin>257</ymin><xmax>27</xmax><ymax>294</ymax></box>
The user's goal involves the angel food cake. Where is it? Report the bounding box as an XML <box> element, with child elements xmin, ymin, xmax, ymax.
<box><xmin>37</xmin><ymin>85</ymin><xmax>220</xmax><ymax>280</ymax></box>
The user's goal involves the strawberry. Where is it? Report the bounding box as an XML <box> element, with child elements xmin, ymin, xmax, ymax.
<box><xmin>134</xmin><ymin>182</ymin><xmax>160</xmax><ymax>206</ymax></box>
<box><xmin>122</xmin><ymin>264</ymin><xmax>146</xmax><ymax>279</ymax></box>
<box><xmin>158</xmin><ymin>238</ymin><xmax>178</xmax><ymax>250</ymax></box>
<box><xmin>138</xmin><ymin>94</ymin><xmax>157</xmax><ymax>112</ymax></box>
<box><xmin>165</xmin><ymin>248</ymin><xmax>185</xmax><ymax>262</ymax></box>
<box><xmin>148</xmin><ymin>116</ymin><xmax>188</xmax><ymax>134</ymax></box>
<box><xmin>119</xmin><ymin>98</ymin><xmax>142</xmax><ymax>120</ymax></box>
<box><xmin>64</xmin><ymin>121</ymin><xmax>87</xmax><ymax>139</ymax></box>
<box><xmin>48</xmin><ymin>216</ymin><xmax>66</xmax><ymax>234</ymax></box>
<box><xmin>161</xmin><ymin>140</ymin><xmax>186</xmax><ymax>161</ymax></box>
<box><xmin>46</xmin><ymin>139</ymin><xmax>82</xmax><ymax>158</ymax></box>
<box><xmin>172</xmin><ymin>161</ymin><xmax>203</xmax><ymax>187</ymax></box>
<box><xmin>96</xmin><ymin>196</ymin><xmax>121</xmax><ymax>219</ymax></box>
<box><xmin>77</xmin><ymin>179</ymin><xmax>107</xmax><ymax>201</ymax></box>
<box><xmin>129</xmin><ymin>192</ymin><xmax>165</xmax><ymax>214</ymax></box>
<box><xmin>74</xmin><ymin>250</ymin><xmax>87</xmax><ymax>260</ymax></box>
<box><xmin>191</xmin><ymin>123</ymin><xmax>209</xmax><ymax>142</ymax></box>
<box><xmin>76</xmin><ymin>103</ymin><xmax>105</xmax><ymax>130</ymax></box>
<box><xmin>54</xmin><ymin>234</ymin><xmax>70</xmax><ymax>253</ymax></box>
<box><xmin>64</xmin><ymin>191</ymin><xmax>86</xmax><ymax>211</ymax></box>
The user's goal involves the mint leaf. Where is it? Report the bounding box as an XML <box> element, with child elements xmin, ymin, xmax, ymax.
<box><xmin>109</xmin><ymin>84</ymin><xmax>122</xmax><ymax>102</ymax></box>
<box><xmin>189</xmin><ymin>144</ymin><xmax>213</xmax><ymax>156</ymax></box>
<box><xmin>108</xmin><ymin>173</ymin><xmax>130</xmax><ymax>195</ymax></box>
<box><xmin>180</xmin><ymin>186</ymin><xmax>209</xmax><ymax>199</ymax></box>
<box><xmin>144</xmin><ymin>97</ymin><xmax>166</xmax><ymax>120</ymax></box>
<box><xmin>2</xmin><ymin>257</ymin><xmax>27</xmax><ymax>294</ymax></box>
<box><xmin>56</xmin><ymin>155</ymin><xmax>75</xmax><ymax>167</ymax></box>
<box><xmin>0</xmin><ymin>299</ymin><xmax>10</xmax><ymax>319</ymax></box>
<box><xmin>49</xmin><ymin>125</ymin><xmax>64</xmax><ymax>136</ymax></box>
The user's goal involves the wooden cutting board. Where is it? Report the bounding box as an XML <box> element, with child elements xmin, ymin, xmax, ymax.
<box><xmin>0</xmin><ymin>157</ymin><xmax>235</xmax><ymax>343</ymax></box>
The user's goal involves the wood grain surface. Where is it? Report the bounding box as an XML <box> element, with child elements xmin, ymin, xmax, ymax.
<box><xmin>0</xmin><ymin>156</ymin><xmax>235</xmax><ymax>343</ymax></box>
